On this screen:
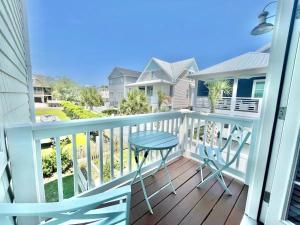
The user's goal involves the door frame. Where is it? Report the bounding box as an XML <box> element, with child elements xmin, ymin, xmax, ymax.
<box><xmin>264</xmin><ymin>13</ymin><xmax>300</xmax><ymax>224</ymax></box>
<box><xmin>245</xmin><ymin>0</ymin><xmax>299</xmax><ymax>220</ymax></box>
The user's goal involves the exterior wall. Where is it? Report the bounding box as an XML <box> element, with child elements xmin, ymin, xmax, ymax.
<box><xmin>108</xmin><ymin>72</ymin><xmax>139</xmax><ymax>107</ymax></box>
<box><xmin>196</xmin><ymin>76</ymin><xmax>266</xmax><ymax>98</ymax></box>
<box><xmin>172</xmin><ymin>74</ymin><xmax>193</xmax><ymax>110</ymax></box>
<box><xmin>236</xmin><ymin>76</ymin><xmax>265</xmax><ymax>97</ymax></box>
<box><xmin>0</xmin><ymin>0</ymin><xmax>33</xmax><ymax>208</ymax></box>
<box><xmin>109</xmin><ymin>70</ymin><xmax>124</xmax><ymax>107</ymax></box>
<box><xmin>137</xmin><ymin>61</ymin><xmax>172</xmax><ymax>83</ymax></box>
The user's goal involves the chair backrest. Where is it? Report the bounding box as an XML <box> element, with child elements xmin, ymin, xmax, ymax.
<box><xmin>223</xmin><ymin>125</ymin><xmax>251</xmax><ymax>169</ymax></box>
<box><xmin>0</xmin><ymin>185</ymin><xmax>131</xmax><ymax>225</ymax></box>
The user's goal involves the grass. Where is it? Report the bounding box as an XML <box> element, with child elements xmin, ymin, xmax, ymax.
<box><xmin>44</xmin><ymin>174</ymin><xmax>74</xmax><ymax>202</ymax></box>
<box><xmin>36</xmin><ymin>107</ymin><xmax>70</xmax><ymax>121</ymax></box>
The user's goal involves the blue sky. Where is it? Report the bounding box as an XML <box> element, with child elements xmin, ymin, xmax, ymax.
<box><xmin>27</xmin><ymin>0</ymin><xmax>274</xmax><ymax>86</ymax></box>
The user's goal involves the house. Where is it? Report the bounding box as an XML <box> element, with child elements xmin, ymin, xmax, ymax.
<box><xmin>108</xmin><ymin>67</ymin><xmax>141</xmax><ymax>107</ymax></box>
<box><xmin>126</xmin><ymin>57</ymin><xmax>199</xmax><ymax>111</ymax></box>
<box><xmin>98</xmin><ymin>85</ymin><xmax>109</xmax><ymax>106</ymax></box>
<box><xmin>1</xmin><ymin>1</ymin><xmax>300</xmax><ymax>225</ymax></box>
<box><xmin>190</xmin><ymin>46</ymin><xmax>270</xmax><ymax>116</ymax></box>
<box><xmin>32</xmin><ymin>75</ymin><xmax>53</xmax><ymax>103</ymax></box>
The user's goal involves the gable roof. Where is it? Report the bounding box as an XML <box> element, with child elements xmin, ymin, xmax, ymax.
<box><xmin>147</xmin><ymin>57</ymin><xmax>198</xmax><ymax>81</ymax></box>
<box><xmin>189</xmin><ymin>52</ymin><xmax>269</xmax><ymax>80</ymax></box>
<box><xmin>108</xmin><ymin>67</ymin><xmax>141</xmax><ymax>79</ymax></box>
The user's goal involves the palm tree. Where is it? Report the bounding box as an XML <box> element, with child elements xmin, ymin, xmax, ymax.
<box><xmin>157</xmin><ymin>89</ymin><xmax>169</xmax><ymax>112</ymax></box>
<box><xmin>204</xmin><ymin>79</ymin><xmax>232</xmax><ymax>145</ymax></box>
<box><xmin>119</xmin><ymin>89</ymin><xmax>150</xmax><ymax>115</ymax></box>
<box><xmin>205</xmin><ymin>79</ymin><xmax>232</xmax><ymax>113</ymax></box>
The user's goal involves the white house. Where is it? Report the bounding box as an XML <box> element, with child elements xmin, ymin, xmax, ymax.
<box><xmin>190</xmin><ymin>45</ymin><xmax>270</xmax><ymax>117</ymax></box>
<box><xmin>108</xmin><ymin>67</ymin><xmax>141</xmax><ymax>107</ymax></box>
<box><xmin>126</xmin><ymin>57</ymin><xmax>199</xmax><ymax>111</ymax></box>
<box><xmin>32</xmin><ymin>75</ymin><xmax>53</xmax><ymax>103</ymax></box>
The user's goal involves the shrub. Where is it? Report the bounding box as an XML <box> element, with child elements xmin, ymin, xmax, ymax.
<box><xmin>42</xmin><ymin>148</ymin><xmax>73</xmax><ymax>178</ymax></box>
<box><xmin>101</xmin><ymin>108</ymin><xmax>119</xmax><ymax>115</ymax></box>
<box><xmin>61</xmin><ymin>101</ymin><xmax>105</xmax><ymax>119</ymax></box>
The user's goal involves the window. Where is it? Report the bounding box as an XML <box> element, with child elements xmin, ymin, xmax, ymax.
<box><xmin>252</xmin><ymin>80</ymin><xmax>265</xmax><ymax>98</ymax></box>
<box><xmin>147</xmin><ymin>86</ymin><xmax>153</xmax><ymax>96</ymax></box>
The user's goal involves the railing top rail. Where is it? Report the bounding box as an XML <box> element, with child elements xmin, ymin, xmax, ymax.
<box><xmin>6</xmin><ymin>111</ymin><xmax>183</xmax><ymax>140</ymax></box>
<box><xmin>5</xmin><ymin>110</ymin><xmax>259</xmax><ymax>140</ymax></box>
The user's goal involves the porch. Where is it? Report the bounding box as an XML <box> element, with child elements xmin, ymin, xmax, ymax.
<box><xmin>3</xmin><ymin>110</ymin><xmax>259</xmax><ymax>224</ymax></box>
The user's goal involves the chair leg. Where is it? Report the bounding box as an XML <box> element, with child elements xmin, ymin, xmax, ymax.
<box><xmin>218</xmin><ymin>172</ymin><xmax>232</xmax><ymax>195</ymax></box>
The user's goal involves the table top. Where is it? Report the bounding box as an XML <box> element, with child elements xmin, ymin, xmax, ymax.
<box><xmin>128</xmin><ymin>130</ymin><xmax>179</xmax><ymax>150</ymax></box>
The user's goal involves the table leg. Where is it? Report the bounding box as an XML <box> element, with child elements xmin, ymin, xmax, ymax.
<box><xmin>160</xmin><ymin>148</ymin><xmax>176</xmax><ymax>194</ymax></box>
<box><xmin>131</xmin><ymin>149</ymin><xmax>154</xmax><ymax>214</ymax></box>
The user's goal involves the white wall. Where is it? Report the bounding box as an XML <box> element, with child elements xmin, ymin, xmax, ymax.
<box><xmin>0</xmin><ymin>0</ymin><xmax>33</xmax><ymax>206</ymax></box>
<box><xmin>173</xmin><ymin>74</ymin><xmax>192</xmax><ymax>110</ymax></box>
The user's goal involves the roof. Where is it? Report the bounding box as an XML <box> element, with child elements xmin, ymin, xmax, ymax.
<box><xmin>189</xmin><ymin>52</ymin><xmax>269</xmax><ymax>80</ymax></box>
<box><xmin>108</xmin><ymin>67</ymin><xmax>141</xmax><ymax>79</ymax></box>
<box><xmin>126</xmin><ymin>79</ymin><xmax>175</xmax><ymax>87</ymax></box>
<box><xmin>32</xmin><ymin>75</ymin><xmax>51</xmax><ymax>88</ymax></box>
<box><xmin>151</xmin><ymin>57</ymin><xmax>198</xmax><ymax>81</ymax></box>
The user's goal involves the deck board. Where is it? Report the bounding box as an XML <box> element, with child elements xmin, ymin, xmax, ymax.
<box><xmin>130</xmin><ymin>157</ymin><xmax>247</xmax><ymax>225</ymax></box>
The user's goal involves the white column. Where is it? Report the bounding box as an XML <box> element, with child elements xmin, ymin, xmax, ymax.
<box><xmin>5</xmin><ymin>124</ymin><xmax>41</xmax><ymax>225</ymax></box>
<box><xmin>230</xmin><ymin>78</ymin><xmax>238</xmax><ymax>113</ymax></box>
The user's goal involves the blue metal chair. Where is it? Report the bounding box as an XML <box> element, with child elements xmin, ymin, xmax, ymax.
<box><xmin>196</xmin><ymin>124</ymin><xmax>251</xmax><ymax>194</ymax></box>
<box><xmin>0</xmin><ymin>185</ymin><xmax>131</xmax><ymax>225</ymax></box>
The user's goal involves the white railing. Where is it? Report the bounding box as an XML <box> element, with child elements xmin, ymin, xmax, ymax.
<box><xmin>235</xmin><ymin>97</ymin><xmax>261</xmax><ymax>113</ymax></box>
<box><xmin>183</xmin><ymin>111</ymin><xmax>259</xmax><ymax>182</ymax></box>
<box><xmin>3</xmin><ymin>110</ymin><xmax>259</xmax><ymax>224</ymax></box>
<box><xmin>5</xmin><ymin>111</ymin><xmax>184</xmax><ymax>205</ymax></box>
<box><xmin>195</xmin><ymin>96</ymin><xmax>262</xmax><ymax>113</ymax></box>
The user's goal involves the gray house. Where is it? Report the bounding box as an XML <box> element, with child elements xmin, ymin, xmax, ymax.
<box><xmin>126</xmin><ymin>57</ymin><xmax>199</xmax><ymax>111</ymax></box>
<box><xmin>108</xmin><ymin>67</ymin><xmax>141</xmax><ymax>107</ymax></box>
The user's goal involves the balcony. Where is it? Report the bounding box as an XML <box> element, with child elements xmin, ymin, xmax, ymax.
<box><xmin>3</xmin><ymin>110</ymin><xmax>259</xmax><ymax>224</ymax></box>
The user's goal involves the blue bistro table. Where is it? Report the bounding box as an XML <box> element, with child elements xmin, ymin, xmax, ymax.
<box><xmin>128</xmin><ymin>130</ymin><xmax>178</xmax><ymax>214</ymax></box>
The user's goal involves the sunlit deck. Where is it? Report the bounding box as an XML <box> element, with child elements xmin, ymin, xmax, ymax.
<box><xmin>129</xmin><ymin>157</ymin><xmax>247</xmax><ymax>225</ymax></box>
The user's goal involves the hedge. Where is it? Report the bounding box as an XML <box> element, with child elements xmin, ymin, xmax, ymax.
<box><xmin>61</xmin><ymin>101</ymin><xmax>105</xmax><ymax>119</ymax></box>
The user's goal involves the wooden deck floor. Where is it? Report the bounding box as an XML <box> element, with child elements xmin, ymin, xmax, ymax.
<box><xmin>130</xmin><ymin>157</ymin><xmax>248</xmax><ymax>225</ymax></box>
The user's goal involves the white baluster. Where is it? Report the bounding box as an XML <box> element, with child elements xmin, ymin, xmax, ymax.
<box><xmin>55</xmin><ymin>137</ymin><xmax>63</xmax><ymax>201</ymax></box>
<box><xmin>72</xmin><ymin>134</ymin><xmax>79</xmax><ymax>195</ymax></box>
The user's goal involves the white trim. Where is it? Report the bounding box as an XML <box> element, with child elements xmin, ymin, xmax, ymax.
<box><xmin>245</xmin><ymin>0</ymin><xmax>297</xmax><ymax>220</ymax></box>
<box><xmin>251</xmin><ymin>79</ymin><xmax>266</xmax><ymax>98</ymax></box>
<box><xmin>265</xmin><ymin>11</ymin><xmax>300</xmax><ymax>224</ymax></box>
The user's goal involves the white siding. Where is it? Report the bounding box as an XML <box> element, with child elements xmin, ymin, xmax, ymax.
<box><xmin>172</xmin><ymin>74</ymin><xmax>192</xmax><ymax>110</ymax></box>
<box><xmin>0</xmin><ymin>0</ymin><xmax>33</xmax><ymax>207</ymax></box>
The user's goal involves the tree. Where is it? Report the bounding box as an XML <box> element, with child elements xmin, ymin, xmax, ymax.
<box><xmin>119</xmin><ymin>89</ymin><xmax>150</xmax><ymax>115</ymax></box>
<box><xmin>157</xmin><ymin>89</ymin><xmax>169</xmax><ymax>111</ymax></box>
<box><xmin>51</xmin><ymin>77</ymin><xmax>80</xmax><ymax>102</ymax></box>
<box><xmin>204</xmin><ymin>79</ymin><xmax>232</xmax><ymax>145</ymax></box>
<box><xmin>205</xmin><ymin>79</ymin><xmax>232</xmax><ymax>113</ymax></box>
<box><xmin>80</xmin><ymin>87</ymin><xmax>104</xmax><ymax>110</ymax></box>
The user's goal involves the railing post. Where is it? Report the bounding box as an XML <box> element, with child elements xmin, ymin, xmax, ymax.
<box><xmin>230</xmin><ymin>78</ymin><xmax>238</xmax><ymax>113</ymax></box>
<box><xmin>179</xmin><ymin>110</ymin><xmax>189</xmax><ymax>152</ymax></box>
<box><xmin>245</xmin><ymin>120</ymin><xmax>260</xmax><ymax>184</ymax></box>
<box><xmin>5</xmin><ymin>124</ymin><xmax>40</xmax><ymax>225</ymax></box>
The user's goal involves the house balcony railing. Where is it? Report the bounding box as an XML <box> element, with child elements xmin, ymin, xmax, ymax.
<box><xmin>195</xmin><ymin>96</ymin><xmax>263</xmax><ymax>114</ymax></box>
<box><xmin>3</xmin><ymin>110</ymin><xmax>259</xmax><ymax>224</ymax></box>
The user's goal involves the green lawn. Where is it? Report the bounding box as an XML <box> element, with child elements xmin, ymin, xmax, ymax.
<box><xmin>44</xmin><ymin>175</ymin><xmax>74</xmax><ymax>202</ymax></box>
<box><xmin>36</xmin><ymin>108</ymin><xmax>70</xmax><ymax>121</ymax></box>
